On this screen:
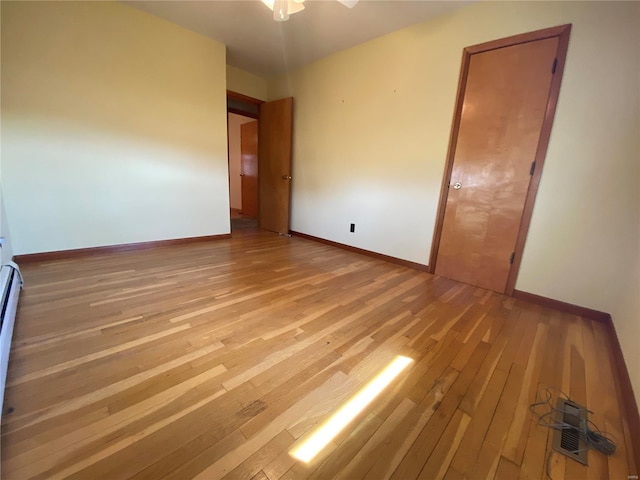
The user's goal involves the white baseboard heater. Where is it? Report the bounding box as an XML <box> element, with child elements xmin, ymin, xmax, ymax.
<box><xmin>0</xmin><ymin>261</ymin><xmax>23</xmax><ymax>417</ymax></box>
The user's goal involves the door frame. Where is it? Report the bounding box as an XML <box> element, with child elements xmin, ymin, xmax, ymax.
<box><xmin>226</xmin><ymin>90</ymin><xmax>264</xmax><ymax>226</ymax></box>
<box><xmin>227</xmin><ymin>90</ymin><xmax>263</xmax><ymax>119</ymax></box>
<box><xmin>428</xmin><ymin>24</ymin><xmax>571</xmax><ymax>295</ymax></box>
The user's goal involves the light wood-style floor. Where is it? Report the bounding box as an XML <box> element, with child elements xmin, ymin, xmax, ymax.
<box><xmin>2</xmin><ymin>229</ymin><xmax>636</xmax><ymax>479</ymax></box>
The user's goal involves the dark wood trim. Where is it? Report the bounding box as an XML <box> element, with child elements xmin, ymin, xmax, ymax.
<box><xmin>465</xmin><ymin>24</ymin><xmax>572</xmax><ymax>55</ymax></box>
<box><xmin>13</xmin><ymin>234</ymin><xmax>231</xmax><ymax>263</ymax></box>
<box><xmin>226</xmin><ymin>90</ymin><xmax>265</xmax><ymax>105</ymax></box>
<box><xmin>429</xmin><ymin>24</ymin><xmax>572</xmax><ymax>298</ymax></box>
<box><xmin>505</xmin><ymin>24</ymin><xmax>572</xmax><ymax>295</ymax></box>
<box><xmin>290</xmin><ymin>231</ymin><xmax>429</xmax><ymax>272</ymax></box>
<box><xmin>605</xmin><ymin>318</ymin><xmax>640</xmax><ymax>473</ymax></box>
<box><xmin>228</xmin><ymin>107</ymin><xmax>259</xmax><ymax>120</ymax></box>
<box><xmin>512</xmin><ymin>289</ymin><xmax>609</xmax><ymax>322</ymax></box>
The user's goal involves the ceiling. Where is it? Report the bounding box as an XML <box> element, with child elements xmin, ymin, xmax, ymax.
<box><xmin>126</xmin><ymin>1</ymin><xmax>473</xmax><ymax>78</ymax></box>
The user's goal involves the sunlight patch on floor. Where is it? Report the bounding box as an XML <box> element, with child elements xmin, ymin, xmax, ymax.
<box><xmin>290</xmin><ymin>355</ymin><xmax>414</xmax><ymax>463</ymax></box>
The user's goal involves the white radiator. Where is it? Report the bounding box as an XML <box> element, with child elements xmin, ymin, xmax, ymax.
<box><xmin>0</xmin><ymin>261</ymin><xmax>23</xmax><ymax>417</ymax></box>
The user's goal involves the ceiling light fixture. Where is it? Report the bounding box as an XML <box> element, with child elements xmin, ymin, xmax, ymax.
<box><xmin>261</xmin><ymin>0</ymin><xmax>359</xmax><ymax>22</ymax></box>
<box><xmin>261</xmin><ymin>0</ymin><xmax>305</xmax><ymax>22</ymax></box>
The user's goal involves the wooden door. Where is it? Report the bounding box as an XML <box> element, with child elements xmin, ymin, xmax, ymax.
<box><xmin>434</xmin><ymin>26</ymin><xmax>570</xmax><ymax>293</ymax></box>
<box><xmin>259</xmin><ymin>97</ymin><xmax>293</xmax><ymax>234</ymax></box>
<box><xmin>240</xmin><ymin>121</ymin><xmax>258</xmax><ymax>218</ymax></box>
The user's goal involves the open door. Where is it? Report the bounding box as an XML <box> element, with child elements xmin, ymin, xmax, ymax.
<box><xmin>259</xmin><ymin>97</ymin><xmax>293</xmax><ymax>234</ymax></box>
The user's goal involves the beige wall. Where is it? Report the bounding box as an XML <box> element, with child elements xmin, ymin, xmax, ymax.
<box><xmin>269</xmin><ymin>1</ymin><xmax>640</xmax><ymax>408</ymax></box>
<box><xmin>1</xmin><ymin>1</ymin><xmax>230</xmax><ymax>254</ymax></box>
<box><xmin>225</xmin><ymin>66</ymin><xmax>267</xmax><ymax>209</ymax></box>
<box><xmin>0</xmin><ymin>5</ymin><xmax>11</xmax><ymax>265</ymax></box>
<box><xmin>227</xmin><ymin>65</ymin><xmax>268</xmax><ymax>101</ymax></box>
<box><xmin>228</xmin><ymin>113</ymin><xmax>257</xmax><ymax>210</ymax></box>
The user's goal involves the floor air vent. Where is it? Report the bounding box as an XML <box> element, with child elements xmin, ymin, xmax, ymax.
<box><xmin>552</xmin><ymin>398</ymin><xmax>588</xmax><ymax>465</ymax></box>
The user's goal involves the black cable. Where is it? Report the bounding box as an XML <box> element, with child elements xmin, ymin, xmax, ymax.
<box><xmin>529</xmin><ymin>386</ymin><xmax>616</xmax><ymax>458</ymax></box>
<box><xmin>584</xmin><ymin>419</ymin><xmax>617</xmax><ymax>455</ymax></box>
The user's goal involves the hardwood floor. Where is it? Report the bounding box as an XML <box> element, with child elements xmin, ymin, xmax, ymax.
<box><xmin>1</xmin><ymin>229</ymin><xmax>636</xmax><ymax>479</ymax></box>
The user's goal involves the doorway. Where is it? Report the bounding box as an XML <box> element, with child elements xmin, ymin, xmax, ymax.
<box><xmin>430</xmin><ymin>25</ymin><xmax>571</xmax><ymax>294</ymax></box>
<box><xmin>228</xmin><ymin>112</ymin><xmax>259</xmax><ymax>230</ymax></box>
<box><xmin>226</xmin><ymin>91</ymin><xmax>294</xmax><ymax>235</ymax></box>
<box><xmin>227</xmin><ymin>91</ymin><xmax>261</xmax><ymax>231</ymax></box>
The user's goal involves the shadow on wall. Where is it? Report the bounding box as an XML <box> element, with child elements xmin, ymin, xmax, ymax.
<box><xmin>1</xmin><ymin>1</ymin><xmax>231</xmax><ymax>255</ymax></box>
<box><xmin>1</xmin><ymin>113</ymin><xmax>231</xmax><ymax>255</ymax></box>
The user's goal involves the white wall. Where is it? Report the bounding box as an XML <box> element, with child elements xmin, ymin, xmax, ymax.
<box><xmin>228</xmin><ymin>113</ymin><xmax>257</xmax><ymax>210</ymax></box>
<box><xmin>1</xmin><ymin>1</ymin><xmax>230</xmax><ymax>255</ymax></box>
<box><xmin>227</xmin><ymin>65</ymin><xmax>268</xmax><ymax>101</ymax></box>
<box><xmin>0</xmin><ymin>188</ymin><xmax>13</xmax><ymax>265</ymax></box>
<box><xmin>269</xmin><ymin>1</ymin><xmax>640</xmax><ymax>407</ymax></box>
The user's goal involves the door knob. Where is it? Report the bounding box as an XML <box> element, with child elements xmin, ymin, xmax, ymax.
<box><xmin>449</xmin><ymin>182</ymin><xmax>462</xmax><ymax>190</ymax></box>
<box><xmin>282</xmin><ymin>175</ymin><xmax>292</xmax><ymax>180</ymax></box>
<box><xmin>240</xmin><ymin>173</ymin><xmax>245</xmax><ymax>176</ymax></box>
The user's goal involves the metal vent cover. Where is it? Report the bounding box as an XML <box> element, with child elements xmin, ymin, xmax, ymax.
<box><xmin>552</xmin><ymin>398</ymin><xmax>588</xmax><ymax>465</ymax></box>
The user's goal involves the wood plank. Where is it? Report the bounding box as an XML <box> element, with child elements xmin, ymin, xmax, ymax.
<box><xmin>361</xmin><ymin>367</ymin><xmax>460</xmax><ymax>480</ymax></box>
<box><xmin>495</xmin><ymin>456</ymin><xmax>520</xmax><ymax>480</ymax></box>
<box><xmin>450</xmin><ymin>368</ymin><xmax>508</xmax><ymax>475</ymax></box>
<box><xmin>389</xmin><ymin>341</ymin><xmax>490</xmax><ymax>480</ymax></box>
<box><xmin>581</xmin><ymin>319</ymin><xmax>612</xmax><ymax>480</ymax></box>
<box><xmin>222</xmin><ymin>430</ymin><xmax>294</xmax><ymax>480</ymax></box>
<box><xmin>416</xmin><ymin>408</ymin><xmax>471</xmax><ymax>480</ymax></box>
<box><xmin>464</xmin><ymin>362</ymin><xmax>525</xmax><ymax>479</ymax></box>
<box><xmin>332</xmin><ymin>398</ymin><xmax>415</xmax><ymax>479</ymax></box>
<box><xmin>502</xmin><ymin>322</ymin><xmax>547</xmax><ymax>465</ymax></box>
<box><xmin>588</xmin><ymin>320</ymin><xmax>630</xmax><ymax>479</ymax></box>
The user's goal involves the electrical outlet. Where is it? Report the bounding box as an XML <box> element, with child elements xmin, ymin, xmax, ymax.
<box><xmin>350</xmin><ymin>223</ymin><xmax>355</xmax><ymax>233</ymax></box>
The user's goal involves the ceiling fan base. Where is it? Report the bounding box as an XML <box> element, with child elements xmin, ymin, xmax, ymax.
<box><xmin>337</xmin><ymin>0</ymin><xmax>359</xmax><ymax>8</ymax></box>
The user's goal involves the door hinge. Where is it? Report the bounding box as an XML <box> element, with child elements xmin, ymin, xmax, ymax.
<box><xmin>510</xmin><ymin>252</ymin><xmax>515</xmax><ymax>264</ymax></box>
<box><xmin>529</xmin><ymin>161</ymin><xmax>536</xmax><ymax>176</ymax></box>
<box><xmin>552</xmin><ymin>58</ymin><xmax>558</xmax><ymax>74</ymax></box>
